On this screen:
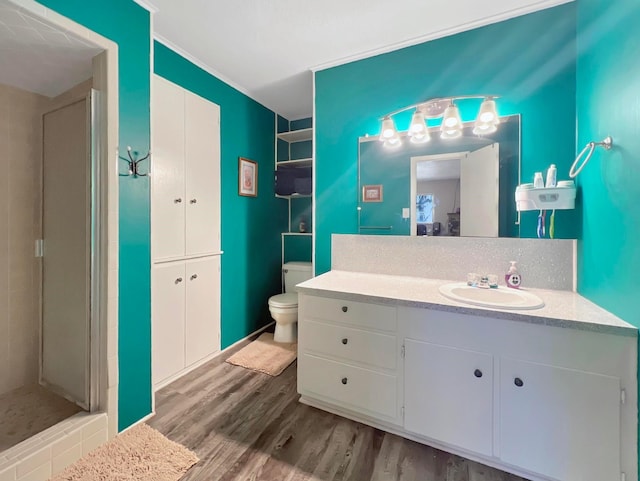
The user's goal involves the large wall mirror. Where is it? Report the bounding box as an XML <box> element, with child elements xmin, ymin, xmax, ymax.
<box><xmin>358</xmin><ymin>115</ymin><xmax>520</xmax><ymax>237</ymax></box>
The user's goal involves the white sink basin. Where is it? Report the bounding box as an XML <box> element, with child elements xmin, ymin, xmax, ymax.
<box><xmin>439</xmin><ymin>282</ymin><xmax>545</xmax><ymax>310</ymax></box>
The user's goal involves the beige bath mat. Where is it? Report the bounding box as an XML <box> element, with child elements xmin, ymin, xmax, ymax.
<box><xmin>226</xmin><ymin>332</ymin><xmax>297</xmax><ymax>376</ymax></box>
<box><xmin>50</xmin><ymin>423</ymin><xmax>198</xmax><ymax>481</ymax></box>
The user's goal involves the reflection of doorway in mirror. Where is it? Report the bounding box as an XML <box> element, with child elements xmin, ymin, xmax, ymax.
<box><xmin>416</xmin><ymin>194</ymin><xmax>434</xmax><ymax>223</ymax></box>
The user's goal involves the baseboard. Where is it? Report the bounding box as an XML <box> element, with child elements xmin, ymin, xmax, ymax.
<box><xmin>152</xmin><ymin>321</ymin><xmax>276</xmax><ymax>393</ymax></box>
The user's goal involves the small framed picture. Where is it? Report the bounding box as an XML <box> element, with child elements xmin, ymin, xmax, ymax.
<box><xmin>362</xmin><ymin>184</ymin><xmax>383</xmax><ymax>202</ymax></box>
<box><xmin>238</xmin><ymin>157</ymin><xmax>257</xmax><ymax>197</ymax></box>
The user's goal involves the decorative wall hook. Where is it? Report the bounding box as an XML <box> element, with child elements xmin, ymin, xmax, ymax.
<box><xmin>569</xmin><ymin>136</ymin><xmax>613</xmax><ymax>178</ymax></box>
<box><xmin>119</xmin><ymin>146</ymin><xmax>150</xmax><ymax>177</ymax></box>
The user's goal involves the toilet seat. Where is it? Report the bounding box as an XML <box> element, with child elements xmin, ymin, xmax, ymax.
<box><xmin>268</xmin><ymin>293</ymin><xmax>298</xmax><ymax>309</ymax></box>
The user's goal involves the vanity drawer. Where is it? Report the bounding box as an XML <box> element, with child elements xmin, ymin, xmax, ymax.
<box><xmin>301</xmin><ymin>295</ymin><xmax>397</xmax><ymax>332</ymax></box>
<box><xmin>299</xmin><ymin>353</ymin><xmax>398</xmax><ymax>420</ymax></box>
<box><xmin>301</xmin><ymin>319</ymin><xmax>396</xmax><ymax>370</ymax></box>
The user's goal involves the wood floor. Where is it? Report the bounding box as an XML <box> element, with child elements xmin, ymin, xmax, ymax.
<box><xmin>149</xmin><ymin>337</ymin><xmax>529</xmax><ymax>481</ymax></box>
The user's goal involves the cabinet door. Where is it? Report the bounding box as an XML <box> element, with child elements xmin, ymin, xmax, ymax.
<box><xmin>500</xmin><ymin>358</ymin><xmax>620</xmax><ymax>481</ymax></box>
<box><xmin>185</xmin><ymin>91</ymin><xmax>220</xmax><ymax>256</ymax></box>
<box><xmin>152</xmin><ymin>75</ymin><xmax>186</xmax><ymax>260</ymax></box>
<box><xmin>185</xmin><ymin>256</ymin><xmax>220</xmax><ymax>366</ymax></box>
<box><xmin>404</xmin><ymin>339</ymin><xmax>493</xmax><ymax>456</ymax></box>
<box><xmin>152</xmin><ymin>263</ymin><xmax>186</xmax><ymax>386</ymax></box>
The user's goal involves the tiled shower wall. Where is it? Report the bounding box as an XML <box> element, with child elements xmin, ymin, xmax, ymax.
<box><xmin>0</xmin><ymin>83</ymin><xmax>46</xmax><ymax>396</ymax></box>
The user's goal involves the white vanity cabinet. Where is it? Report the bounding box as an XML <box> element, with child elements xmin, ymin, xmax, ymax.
<box><xmin>298</xmin><ymin>289</ymin><xmax>636</xmax><ymax>481</ymax></box>
<box><xmin>404</xmin><ymin>340</ymin><xmax>494</xmax><ymax>457</ymax></box>
<box><xmin>401</xmin><ymin>306</ymin><xmax>633</xmax><ymax>481</ymax></box>
<box><xmin>499</xmin><ymin>358</ymin><xmax>620</xmax><ymax>481</ymax></box>
<box><xmin>297</xmin><ymin>294</ymin><xmax>402</xmax><ymax>425</ymax></box>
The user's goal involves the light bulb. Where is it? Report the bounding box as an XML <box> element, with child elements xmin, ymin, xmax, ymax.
<box><xmin>408</xmin><ymin>110</ymin><xmax>430</xmax><ymax>143</ymax></box>
<box><xmin>440</xmin><ymin>103</ymin><xmax>462</xmax><ymax>139</ymax></box>
<box><xmin>476</xmin><ymin>98</ymin><xmax>499</xmax><ymax>126</ymax></box>
<box><xmin>379</xmin><ymin>117</ymin><xmax>397</xmax><ymax>141</ymax></box>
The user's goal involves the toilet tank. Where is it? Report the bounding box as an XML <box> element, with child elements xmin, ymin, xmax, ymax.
<box><xmin>283</xmin><ymin>261</ymin><xmax>313</xmax><ymax>293</ymax></box>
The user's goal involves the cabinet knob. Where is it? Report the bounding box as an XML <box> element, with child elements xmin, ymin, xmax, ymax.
<box><xmin>175</xmin><ymin>277</ymin><xmax>183</xmax><ymax>284</ymax></box>
<box><xmin>341</xmin><ymin>338</ymin><xmax>348</xmax><ymax>345</ymax></box>
<box><xmin>341</xmin><ymin>377</ymin><xmax>348</xmax><ymax>385</ymax></box>
<box><xmin>514</xmin><ymin>377</ymin><xmax>524</xmax><ymax>387</ymax></box>
<box><xmin>174</xmin><ymin>198</ymin><xmax>182</xmax><ymax>203</ymax></box>
<box><xmin>190</xmin><ymin>274</ymin><xmax>198</xmax><ymax>280</ymax></box>
<box><xmin>341</xmin><ymin>306</ymin><xmax>348</xmax><ymax>313</ymax></box>
<box><xmin>474</xmin><ymin>369</ymin><xmax>483</xmax><ymax>378</ymax></box>
<box><xmin>190</xmin><ymin>198</ymin><xmax>197</xmax><ymax>204</ymax></box>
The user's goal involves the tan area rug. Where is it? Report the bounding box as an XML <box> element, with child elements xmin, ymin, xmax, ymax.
<box><xmin>51</xmin><ymin>423</ymin><xmax>198</xmax><ymax>481</ymax></box>
<box><xmin>226</xmin><ymin>332</ymin><xmax>297</xmax><ymax>376</ymax></box>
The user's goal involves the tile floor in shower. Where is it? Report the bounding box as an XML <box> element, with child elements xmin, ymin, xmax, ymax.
<box><xmin>0</xmin><ymin>384</ymin><xmax>82</xmax><ymax>452</ymax></box>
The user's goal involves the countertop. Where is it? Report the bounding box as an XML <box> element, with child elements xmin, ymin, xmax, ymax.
<box><xmin>297</xmin><ymin>270</ymin><xmax>637</xmax><ymax>337</ymax></box>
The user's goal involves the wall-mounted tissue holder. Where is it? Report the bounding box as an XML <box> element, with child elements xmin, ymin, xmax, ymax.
<box><xmin>515</xmin><ymin>184</ymin><xmax>576</xmax><ymax>211</ymax></box>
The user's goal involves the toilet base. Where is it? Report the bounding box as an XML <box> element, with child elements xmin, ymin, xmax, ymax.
<box><xmin>274</xmin><ymin>322</ymin><xmax>297</xmax><ymax>343</ymax></box>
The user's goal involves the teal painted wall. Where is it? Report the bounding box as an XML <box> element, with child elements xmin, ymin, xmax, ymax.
<box><xmin>576</xmin><ymin>0</ymin><xmax>640</xmax><ymax>327</ymax></box>
<box><xmin>576</xmin><ymin>2</ymin><xmax>640</xmax><ymax>473</ymax></box>
<box><xmin>154</xmin><ymin>43</ymin><xmax>287</xmax><ymax>349</ymax></box>
<box><xmin>37</xmin><ymin>0</ymin><xmax>152</xmax><ymax>430</ymax></box>
<box><xmin>314</xmin><ymin>4</ymin><xmax>577</xmax><ymax>274</ymax></box>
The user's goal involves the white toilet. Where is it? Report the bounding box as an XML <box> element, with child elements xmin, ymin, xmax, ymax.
<box><xmin>268</xmin><ymin>261</ymin><xmax>313</xmax><ymax>343</ymax></box>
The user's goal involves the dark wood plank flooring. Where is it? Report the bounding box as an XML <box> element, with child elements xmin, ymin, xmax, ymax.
<box><xmin>149</xmin><ymin>337</ymin><xmax>529</xmax><ymax>481</ymax></box>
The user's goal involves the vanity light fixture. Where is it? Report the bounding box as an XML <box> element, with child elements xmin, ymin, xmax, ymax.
<box><xmin>378</xmin><ymin>95</ymin><xmax>500</xmax><ymax>147</ymax></box>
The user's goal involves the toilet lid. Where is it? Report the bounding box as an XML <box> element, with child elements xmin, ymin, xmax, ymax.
<box><xmin>269</xmin><ymin>293</ymin><xmax>298</xmax><ymax>308</ymax></box>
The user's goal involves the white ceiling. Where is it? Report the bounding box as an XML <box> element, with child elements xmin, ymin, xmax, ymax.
<box><xmin>0</xmin><ymin>0</ymin><xmax>101</xmax><ymax>97</ymax></box>
<box><xmin>151</xmin><ymin>0</ymin><xmax>571</xmax><ymax>120</ymax></box>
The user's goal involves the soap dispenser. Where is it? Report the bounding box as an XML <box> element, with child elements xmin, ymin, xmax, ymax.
<box><xmin>505</xmin><ymin>261</ymin><xmax>522</xmax><ymax>289</ymax></box>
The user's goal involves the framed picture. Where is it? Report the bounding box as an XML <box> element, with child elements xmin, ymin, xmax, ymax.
<box><xmin>238</xmin><ymin>157</ymin><xmax>257</xmax><ymax>197</ymax></box>
<box><xmin>362</xmin><ymin>184</ymin><xmax>383</xmax><ymax>202</ymax></box>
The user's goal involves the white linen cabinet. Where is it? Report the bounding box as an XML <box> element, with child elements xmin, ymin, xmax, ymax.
<box><xmin>152</xmin><ymin>74</ymin><xmax>222</xmax><ymax>388</ymax></box>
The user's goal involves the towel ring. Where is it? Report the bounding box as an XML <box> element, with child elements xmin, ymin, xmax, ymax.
<box><xmin>569</xmin><ymin>136</ymin><xmax>612</xmax><ymax>178</ymax></box>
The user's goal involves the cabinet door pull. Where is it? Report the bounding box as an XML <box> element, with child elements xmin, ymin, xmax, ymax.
<box><xmin>175</xmin><ymin>277</ymin><xmax>183</xmax><ymax>284</ymax></box>
<box><xmin>174</xmin><ymin>198</ymin><xmax>182</xmax><ymax>203</ymax></box>
<box><xmin>474</xmin><ymin>369</ymin><xmax>483</xmax><ymax>378</ymax></box>
<box><xmin>341</xmin><ymin>306</ymin><xmax>348</xmax><ymax>313</ymax></box>
<box><xmin>190</xmin><ymin>198</ymin><xmax>197</xmax><ymax>204</ymax></box>
<box><xmin>514</xmin><ymin>377</ymin><xmax>524</xmax><ymax>387</ymax></box>
<box><xmin>341</xmin><ymin>338</ymin><xmax>348</xmax><ymax>345</ymax></box>
<box><xmin>190</xmin><ymin>274</ymin><xmax>198</xmax><ymax>280</ymax></box>
<box><xmin>341</xmin><ymin>377</ymin><xmax>348</xmax><ymax>385</ymax></box>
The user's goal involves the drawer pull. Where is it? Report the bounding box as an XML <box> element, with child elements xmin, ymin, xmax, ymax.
<box><xmin>190</xmin><ymin>198</ymin><xmax>197</xmax><ymax>204</ymax></box>
<box><xmin>175</xmin><ymin>277</ymin><xmax>183</xmax><ymax>284</ymax></box>
<box><xmin>341</xmin><ymin>338</ymin><xmax>348</xmax><ymax>345</ymax></box>
<box><xmin>190</xmin><ymin>274</ymin><xmax>198</xmax><ymax>280</ymax></box>
<box><xmin>514</xmin><ymin>377</ymin><xmax>524</xmax><ymax>387</ymax></box>
<box><xmin>174</xmin><ymin>198</ymin><xmax>182</xmax><ymax>204</ymax></box>
<box><xmin>474</xmin><ymin>369</ymin><xmax>483</xmax><ymax>378</ymax></box>
<box><xmin>341</xmin><ymin>306</ymin><xmax>348</xmax><ymax>313</ymax></box>
<box><xmin>341</xmin><ymin>377</ymin><xmax>348</xmax><ymax>385</ymax></box>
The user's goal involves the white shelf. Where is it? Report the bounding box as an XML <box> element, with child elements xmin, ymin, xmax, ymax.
<box><xmin>281</xmin><ymin>232</ymin><xmax>312</xmax><ymax>236</ymax></box>
<box><xmin>515</xmin><ymin>185</ymin><xmax>576</xmax><ymax>211</ymax></box>
<box><xmin>277</xmin><ymin>128</ymin><xmax>313</xmax><ymax>143</ymax></box>
<box><xmin>276</xmin><ymin>193</ymin><xmax>312</xmax><ymax>199</ymax></box>
<box><xmin>277</xmin><ymin>158</ymin><xmax>312</xmax><ymax>168</ymax></box>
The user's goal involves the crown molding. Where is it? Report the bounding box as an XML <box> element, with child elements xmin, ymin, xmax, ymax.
<box><xmin>131</xmin><ymin>0</ymin><xmax>158</xmax><ymax>14</ymax></box>
<box><xmin>311</xmin><ymin>0</ymin><xmax>573</xmax><ymax>72</ymax></box>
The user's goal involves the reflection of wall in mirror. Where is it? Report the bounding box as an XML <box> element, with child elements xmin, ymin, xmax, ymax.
<box><xmin>417</xmin><ymin>179</ymin><xmax>460</xmax><ymax>235</ymax></box>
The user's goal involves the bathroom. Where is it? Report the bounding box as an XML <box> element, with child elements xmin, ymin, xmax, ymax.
<box><xmin>1</xmin><ymin>0</ymin><xmax>639</xmax><ymax>480</ymax></box>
